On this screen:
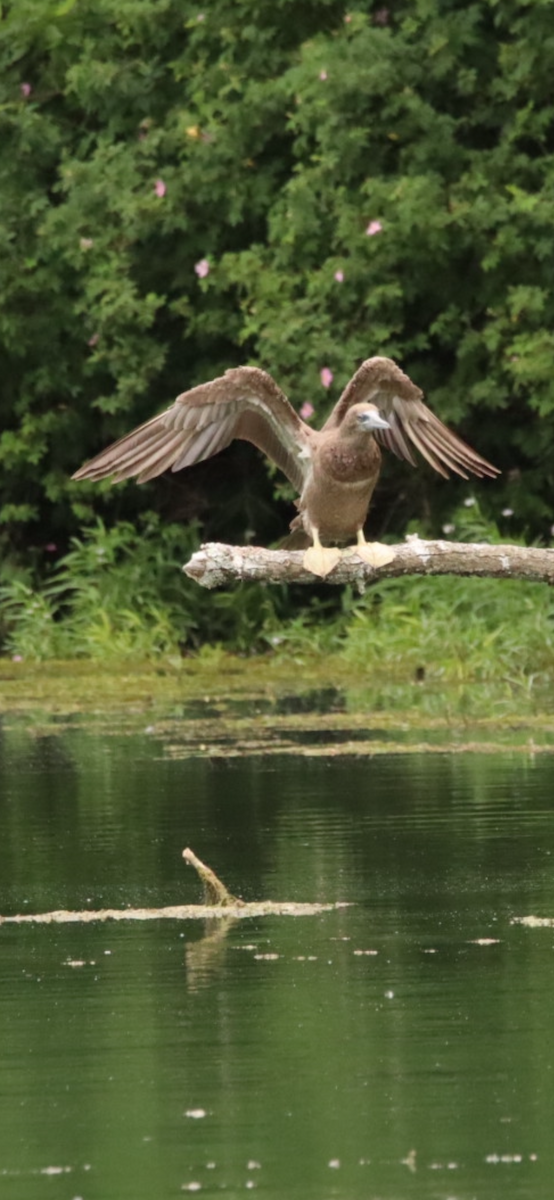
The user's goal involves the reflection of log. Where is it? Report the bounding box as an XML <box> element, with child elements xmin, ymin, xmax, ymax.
<box><xmin>183</xmin><ymin>540</ymin><xmax>554</xmax><ymax>589</ymax></box>
<box><xmin>182</xmin><ymin>847</ymin><xmax>243</xmax><ymax>908</ymax></box>
<box><xmin>185</xmin><ymin>917</ymin><xmax>238</xmax><ymax>991</ymax></box>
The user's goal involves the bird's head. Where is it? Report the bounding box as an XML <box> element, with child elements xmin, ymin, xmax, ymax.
<box><xmin>344</xmin><ymin>402</ymin><xmax>391</xmax><ymax>434</ymax></box>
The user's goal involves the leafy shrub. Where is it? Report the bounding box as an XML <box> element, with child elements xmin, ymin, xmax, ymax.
<box><xmin>0</xmin><ymin>516</ymin><xmax>289</xmax><ymax>659</ymax></box>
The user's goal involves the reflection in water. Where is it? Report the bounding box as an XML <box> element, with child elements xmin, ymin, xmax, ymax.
<box><xmin>185</xmin><ymin>917</ymin><xmax>238</xmax><ymax>991</ymax></box>
<box><xmin>1</xmin><ymin>725</ymin><xmax>554</xmax><ymax>1199</ymax></box>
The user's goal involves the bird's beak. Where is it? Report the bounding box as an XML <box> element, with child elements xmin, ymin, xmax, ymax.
<box><xmin>358</xmin><ymin>409</ymin><xmax>391</xmax><ymax>431</ymax></box>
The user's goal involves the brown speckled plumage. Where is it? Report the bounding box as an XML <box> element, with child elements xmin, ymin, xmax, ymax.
<box><xmin>73</xmin><ymin>357</ymin><xmax>498</xmax><ymax>561</ymax></box>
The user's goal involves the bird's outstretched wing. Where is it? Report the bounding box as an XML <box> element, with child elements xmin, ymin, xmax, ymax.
<box><xmin>327</xmin><ymin>357</ymin><xmax>499</xmax><ymax>480</ymax></box>
<box><xmin>72</xmin><ymin>366</ymin><xmax>313</xmax><ymax>491</ymax></box>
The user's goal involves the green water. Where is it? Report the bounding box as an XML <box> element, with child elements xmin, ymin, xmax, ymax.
<box><xmin>1</xmin><ymin>724</ymin><xmax>554</xmax><ymax>1199</ymax></box>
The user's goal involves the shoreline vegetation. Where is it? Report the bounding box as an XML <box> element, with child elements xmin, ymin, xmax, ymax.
<box><xmin>1</xmin><ymin>507</ymin><xmax>554</xmax><ymax>730</ymax></box>
<box><xmin>1</xmin><ymin>640</ymin><xmax>554</xmax><ymax>733</ymax></box>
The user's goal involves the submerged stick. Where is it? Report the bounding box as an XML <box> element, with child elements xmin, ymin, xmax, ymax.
<box><xmin>182</xmin><ymin>847</ymin><xmax>243</xmax><ymax>908</ymax></box>
<box><xmin>0</xmin><ymin>848</ymin><xmax>349</xmax><ymax>924</ymax></box>
<box><xmin>183</xmin><ymin>539</ymin><xmax>554</xmax><ymax>589</ymax></box>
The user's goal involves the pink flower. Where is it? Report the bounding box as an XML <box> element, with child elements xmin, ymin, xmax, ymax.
<box><xmin>320</xmin><ymin>367</ymin><xmax>333</xmax><ymax>389</ymax></box>
<box><xmin>45</xmin><ymin>543</ymin><xmax>57</xmax><ymax>552</ymax></box>
<box><xmin>194</xmin><ymin>258</ymin><xmax>210</xmax><ymax>278</ymax></box>
<box><xmin>88</xmin><ymin>333</ymin><xmax>100</xmax><ymax>347</ymax></box>
<box><xmin>344</xmin><ymin>13</ymin><xmax>352</xmax><ymax>22</ymax></box>
<box><xmin>334</xmin><ymin>269</ymin><xmax>344</xmax><ymax>283</ymax></box>
<box><xmin>319</xmin><ymin>70</ymin><xmax>328</xmax><ymax>81</ymax></box>
<box><xmin>20</xmin><ymin>83</ymin><xmax>32</xmax><ymax>98</ymax></box>
<box><xmin>12</xmin><ymin>655</ymin><xmax>23</xmax><ymax>663</ymax></box>
<box><xmin>154</xmin><ymin>179</ymin><xmax>166</xmax><ymax>197</ymax></box>
<box><xmin>300</xmin><ymin>402</ymin><xmax>315</xmax><ymax>420</ymax></box>
<box><xmin>366</xmin><ymin>220</ymin><xmax>383</xmax><ymax>236</ymax></box>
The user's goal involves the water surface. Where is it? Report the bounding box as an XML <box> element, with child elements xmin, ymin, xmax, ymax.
<box><xmin>1</xmin><ymin>723</ymin><xmax>553</xmax><ymax>1199</ymax></box>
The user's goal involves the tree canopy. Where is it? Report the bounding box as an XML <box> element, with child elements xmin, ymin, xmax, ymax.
<box><xmin>2</xmin><ymin>0</ymin><xmax>554</xmax><ymax>561</ymax></box>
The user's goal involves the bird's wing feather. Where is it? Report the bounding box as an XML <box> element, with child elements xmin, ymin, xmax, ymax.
<box><xmin>72</xmin><ymin>367</ymin><xmax>312</xmax><ymax>491</ymax></box>
<box><xmin>327</xmin><ymin>357</ymin><xmax>499</xmax><ymax>480</ymax></box>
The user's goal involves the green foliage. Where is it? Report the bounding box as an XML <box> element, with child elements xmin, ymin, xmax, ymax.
<box><xmin>0</xmin><ymin>515</ymin><xmax>293</xmax><ymax>658</ymax></box>
<box><xmin>0</xmin><ymin>517</ymin><xmax>196</xmax><ymax>658</ymax></box>
<box><xmin>1</xmin><ymin>503</ymin><xmax>553</xmax><ymax>695</ymax></box>
<box><xmin>257</xmin><ymin>503</ymin><xmax>554</xmax><ymax>692</ymax></box>
<box><xmin>1</xmin><ymin>0</ymin><xmax>554</xmax><ymax>571</ymax></box>
<box><xmin>259</xmin><ymin>569</ymin><xmax>554</xmax><ymax>694</ymax></box>
<box><xmin>341</xmin><ymin>574</ymin><xmax>554</xmax><ymax>690</ymax></box>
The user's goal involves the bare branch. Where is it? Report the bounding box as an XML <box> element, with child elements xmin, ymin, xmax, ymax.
<box><xmin>183</xmin><ymin>539</ymin><xmax>554</xmax><ymax>589</ymax></box>
<box><xmin>182</xmin><ymin>846</ymin><xmax>242</xmax><ymax>907</ymax></box>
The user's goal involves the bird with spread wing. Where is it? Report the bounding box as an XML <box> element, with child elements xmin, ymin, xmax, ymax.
<box><xmin>72</xmin><ymin>357</ymin><xmax>499</xmax><ymax>577</ymax></box>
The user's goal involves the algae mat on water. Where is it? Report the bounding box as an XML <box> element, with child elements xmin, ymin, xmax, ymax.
<box><xmin>1</xmin><ymin>656</ymin><xmax>554</xmax><ymax>752</ymax></box>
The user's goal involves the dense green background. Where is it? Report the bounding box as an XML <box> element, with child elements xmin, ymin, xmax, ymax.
<box><xmin>2</xmin><ymin>0</ymin><xmax>554</xmax><ymax>656</ymax></box>
<box><xmin>3</xmin><ymin>0</ymin><xmax>554</xmax><ymax>545</ymax></box>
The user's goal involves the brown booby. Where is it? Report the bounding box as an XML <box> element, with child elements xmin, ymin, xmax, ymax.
<box><xmin>72</xmin><ymin>357</ymin><xmax>499</xmax><ymax>576</ymax></box>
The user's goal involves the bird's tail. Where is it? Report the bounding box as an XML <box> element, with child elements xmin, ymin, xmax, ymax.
<box><xmin>277</xmin><ymin>525</ymin><xmax>312</xmax><ymax>550</ymax></box>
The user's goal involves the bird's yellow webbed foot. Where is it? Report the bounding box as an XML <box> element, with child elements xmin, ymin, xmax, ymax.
<box><xmin>303</xmin><ymin>531</ymin><xmax>342</xmax><ymax>578</ymax></box>
<box><xmin>354</xmin><ymin>531</ymin><xmax>395</xmax><ymax>568</ymax></box>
